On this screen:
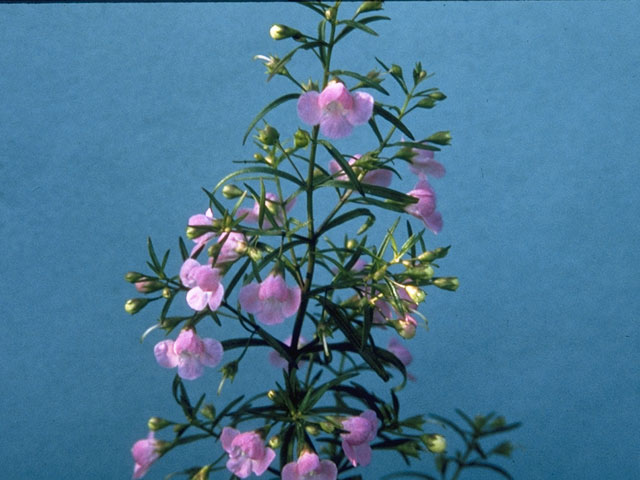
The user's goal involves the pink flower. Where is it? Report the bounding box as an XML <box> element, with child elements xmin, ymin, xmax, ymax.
<box><xmin>297</xmin><ymin>81</ymin><xmax>373</xmax><ymax>139</ymax></box>
<box><xmin>188</xmin><ymin>208</ymin><xmax>216</xmax><ymax>254</ymax></box>
<box><xmin>238</xmin><ymin>273</ymin><xmax>301</xmax><ymax>325</ymax></box>
<box><xmin>221</xmin><ymin>427</ymin><xmax>275</xmax><ymax>478</ymax></box>
<box><xmin>131</xmin><ymin>431</ymin><xmax>160</xmax><ymax>479</ymax></box>
<box><xmin>268</xmin><ymin>335</ymin><xmax>308</xmax><ymax>370</ymax></box>
<box><xmin>341</xmin><ymin>409</ymin><xmax>379</xmax><ymax>467</ymax></box>
<box><xmin>282</xmin><ymin>452</ymin><xmax>337</xmax><ymax>480</ymax></box>
<box><xmin>328</xmin><ymin>155</ymin><xmax>392</xmax><ymax>187</ymax></box>
<box><xmin>214</xmin><ymin>231</ymin><xmax>248</xmax><ymax>265</ymax></box>
<box><xmin>238</xmin><ymin>193</ymin><xmax>296</xmax><ymax>228</ymax></box>
<box><xmin>387</xmin><ymin>337</ymin><xmax>416</xmax><ymax>381</ymax></box>
<box><xmin>405</xmin><ymin>179</ymin><xmax>443</xmax><ymax>234</ymax></box>
<box><xmin>408</xmin><ymin>145</ymin><xmax>445</xmax><ymax>179</ymax></box>
<box><xmin>154</xmin><ymin>329</ymin><xmax>223</xmax><ymax>380</ymax></box>
<box><xmin>179</xmin><ymin>259</ymin><xmax>225</xmax><ymax>312</ymax></box>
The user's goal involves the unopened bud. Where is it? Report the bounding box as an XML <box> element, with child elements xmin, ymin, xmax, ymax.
<box><xmin>432</xmin><ymin>277</ymin><xmax>459</xmax><ymax>291</ymax></box>
<box><xmin>393</xmin><ymin>314</ymin><xmax>418</xmax><ymax>339</ymax></box>
<box><xmin>404</xmin><ymin>285</ymin><xmax>425</xmax><ymax>304</ymax></box>
<box><xmin>416</xmin><ymin>97</ymin><xmax>436</xmax><ymax>109</ymax></box>
<box><xmin>429</xmin><ymin>91</ymin><xmax>447</xmax><ymax>101</ymax></box>
<box><xmin>200</xmin><ymin>404</ymin><xmax>216</xmax><ymax>421</ymax></box>
<box><xmin>269</xmin><ymin>24</ymin><xmax>301</xmax><ymax>41</ymax></box>
<box><xmin>356</xmin><ymin>1</ymin><xmax>383</xmax><ymax>16</ymax></box>
<box><xmin>345</xmin><ymin>239</ymin><xmax>357</xmax><ymax>250</ymax></box>
<box><xmin>319</xmin><ymin>421</ymin><xmax>335</xmax><ymax>433</ymax></box>
<box><xmin>124</xmin><ymin>298</ymin><xmax>149</xmax><ymax>315</ymax></box>
<box><xmin>406</xmin><ymin>265</ymin><xmax>434</xmax><ymax>280</ymax></box>
<box><xmin>253</xmin><ymin>153</ymin><xmax>265</xmax><ymax>162</ymax></box>
<box><xmin>426</xmin><ymin>131</ymin><xmax>452</xmax><ymax>146</ymax></box>
<box><xmin>422</xmin><ymin>434</ymin><xmax>447</xmax><ymax>453</ymax></box>
<box><xmin>305</xmin><ymin>424</ymin><xmax>319</xmax><ymax>436</ymax></box>
<box><xmin>222</xmin><ymin>184</ymin><xmax>243</xmax><ymax>199</ymax></box>
<box><xmin>268</xmin><ymin>435</ymin><xmax>281</xmax><ymax>449</ymax></box>
<box><xmin>248</xmin><ymin>247</ymin><xmax>262</xmax><ymax>262</ymax></box>
<box><xmin>148</xmin><ymin>417</ymin><xmax>171</xmax><ymax>431</ymax></box>
<box><xmin>324</xmin><ymin>7</ymin><xmax>336</xmax><ymax>21</ymax></box>
<box><xmin>162</xmin><ymin>287</ymin><xmax>172</xmax><ymax>299</ymax></box>
<box><xmin>293</xmin><ymin>128</ymin><xmax>310</xmax><ymax>149</ymax></box>
<box><xmin>357</xmin><ymin>215</ymin><xmax>375</xmax><ymax>235</ymax></box>
<box><xmin>192</xmin><ymin>465</ymin><xmax>211</xmax><ymax>480</ymax></box>
<box><xmin>267</xmin><ymin>390</ymin><xmax>278</xmax><ymax>401</ymax></box>
<box><xmin>390</xmin><ymin>64</ymin><xmax>403</xmax><ymax>78</ymax></box>
<box><xmin>135</xmin><ymin>279</ymin><xmax>164</xmax><ymax>294</ymax></box>
<box><xmin>257</xmin><ymin>125</ymin><xmax>279</xmax><ymax>146</ymax></box>
<box><xmin>124</xmin><ymin>271</ymin><xmax>145</xmax><ymax>283</ymax></box>
<box><xmin>397</xmin><ymin>441</ymin><xmax>421</xmax><ymax>457</ymax></box>
<box><xmin>218</xmin><ymin>360</ymin><xmax>239</xmax><ymax>394</ymax></box>
<box><xmin>372</xmin><ymin>265</ymin><xmax>387</xmax><ymax>281</ymax></box>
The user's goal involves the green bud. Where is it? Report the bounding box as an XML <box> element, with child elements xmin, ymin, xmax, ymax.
<box><xmin>162</xmin><ymin>287</ymin><xmax>172</xmax><ymax>299</ymax></box>
<box><xmin>247</xmin><ymin>247</ymin><xmax>263</xmax><ymax>262</ymax></box>
<box><xmin>324</xmin><ymin>7</ymin><xmax>336</xmax><ymax>21</ymax></box>
<box><xmin>267</xmin><ymin>390</ymin><xmax>278</xmax><ymax>402</ymax></box>
<box><xmin>253</xmin><ymin>153</ymin><xmax>265</xmax><ymax>162</ymax></box>
<box><xmin>200</xmin><ymin>404</ymin><xmax>216</xmax><ymax>421</ymax></box>
<box><xmin>269</xmin><ymin>24</ymin><xmax>301</xmax><ymax>41</ymax></box>
<box><xmin>268</xmin><ymin>435</ymin><xmax>281</xmax><ymax>449</ymax></box>
<box><xmin>404</xmin><ymin>285</ymin><xmax>426</xmax><ymax>304</ymax></box>
<box><xmin>372</xmin><ymin>265</ymin><xmax>388</xmax><ymax>281</ymax></box>
<box><xmin>124</xmin><ymin>271</ymin><xmax>144</xmax><ymax>283</ymax></box>
<box><xmin>257</xmin><ymin>125</ymin><xmax>279</xmax><ymax>146</ymax></box>
<box><xmin>390</xmin><ymin>64</ymin><xmax>403</xmax><ymax>79</ymax></box>
<box><xmin>147</xmin><ymin>417</ymin><xmax>171</xmax><ymax>431</ymax></box>
<box><xmin>293</xmin><ymin>128</ymin><xmax>310</xmax><ymax>149</ymax></box>
<box><xmin>432</xmin><ymin>277</ymin><xmax>459</xmax><ymax>291</ymax></box>
<box><xmin>135</xmin><ymin>279</ymin><xmax>164</xmax><ymax>293</ymax></box>
<box><xmin>124</xmin><ymin>298</ymin><xmax>149</xmax><ymax>315</ymax></box>
<box><xmin>429</xmin><ymin>91</ymin><xmax>447</xmax><ymax>101</ymax></box>
<box><xmin>397</xmin><ymin>441</ymin><xmax>421</xmax><ymax>458</ymax></box>
<box><xmin>426</xmin><ymin>131</ymin><xmax>452</xmax><ymax>146</ymax></box>
<box><xmin>406</xmin><ymin>265</ymin><xmax>434</xmax><ymax>280</ymax></box>
<box><xmin>418</xmin><ymin>246</ymin><xmax>450</xmax><ymax>262</ymax></box>
<box><xmin>218</xmin><ymin>360</ymin><xmax>239</xmax><ymax>394</ymax></box>
<box><xmin>356</xmin><ymin>1</ymin><xmax>383</xmax><ymax>16</ymax></box>
<box><xmin>222</xmin><ymin>184</ymin><xmax>244</xmax><ymax>199</ymax></box>
<box><xmin>416</xmin><ymin>97</ymin><xmax>436</xmax><ymax>109</ymax></box>
<box><xmin>319</xmin><ymin>421</ymin><xmax>335</xmax><ymax>434</ymax></box>
<box><xmin>305</xmin><ymin>424</ymin><xmax>320</xmax><ymax>436</ymax></box>
<box><xmin>422</xmin><ymin>434</ymin><xmax>447</xmax><ymax>454</ymax></box>
<box><xmin>345</xmin><ymin>239</ymin><xmax>357</xmax><ymax>250</ymax></box>
<box><xmin>491</xmin><ymin>441</ymin><xmax>514</xmax><ymax>457</ymax></box>
<box><xmin>357</xmin><ymin>215</ymin><xmax>375</xmax><ymax>235</ymax></box>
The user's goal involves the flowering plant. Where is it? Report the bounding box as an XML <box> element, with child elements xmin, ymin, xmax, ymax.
<box><xmin>124</xmin><ymin>2</ymin><xmax>519</xmax><ymax>479</ymax></box>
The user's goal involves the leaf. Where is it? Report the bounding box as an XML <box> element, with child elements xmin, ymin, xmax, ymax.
<box><xmin>267</xmin><ymin>41</ymin><xmax>327</xmax><ymax>82</ymax></box>
<box><xmin>337</xmin><ymin>19</ymin><xmax>379</xmax><ymax>37</ymax></box>
<box><xmin>147</xmin><ymin>237</ymin><xmax>160</xmax><ymax>269</ymax></box>
<box><xmin>214</xmin><ymin>166</ymin><xmax>305</xmax><ymax>189</ymax></box>
<box><xmin>172</xmin><ymin>433</ymin><xmax>212</xmax><ymax>447</ymax></box>
<box><xmin>319</xmin><ymin>208</ymin><xmax>374</xmax><ymax>235</ymax></box>
<box><xmin>428</xmin><ymin>413</ymin><xmax>468</xmax><ymax>441</ymax></box>
<box><xmin>178</xmin><ymin>237</ymin><xmax>189</xmax><ymax>261</ymax></box>
<box><xmin>373</xmin><ymin>103</ymin><xmax>414</xmax><ymax>140</ymax></box>
<box><xmin>335</xmin><ymin>15</ymin><xmax>390</xmax><ymax>43</ymax></box>
<box><xmin>242</xmin><ymin>93</ymin><xmax>300</xmax><ymax>144</ymax></box>
<box><xmin>368</xmin><ymin>117</ymin><xmax>384</xmax><ymax>144</ymax></box>
<box><xmin>331</xmin><ymin>69</ymin><xmax>389</xmax><ymax>95</ymax></box>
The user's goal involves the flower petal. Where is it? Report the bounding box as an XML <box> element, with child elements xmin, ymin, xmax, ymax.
<box><xmin>318</xmin><ymin>81</ymin><xmax>352</xmax><ymax>109</ymax></box>
<box><xmin>221</xmin><ymin>427</ymin><xmax>239</xmax><ymax>452</ymax></box>
<box><xmin>238</xmin><ymin>283</ymin><xmax>261</xmax><ymax>314</ymax></box>
<box><xmin>252</xmin><ymin>447</ymin><xmax>276</xmax><ymax>475</ymax></box>
<box><xmin>201</xmin><ymin>338</ymin><xmax>223</xmax><ymax>367</ymax></box>
<box><xmin>282</xmin><ymin>285</ymin><xmax>302</xmax><ymax>318</ymax></box>
<box><xmin>153</xmin><ymin>340</ymin><xmax>178</xmax><ymax>368</ymax></box>
<box><xmin>320</xmin><ymin>113</ymin><xmax>353</xmax><ymax>139</ymax></box>
<box><xmin>424</xmin><ymin>210</ymin><xmax>443</xmax><ymax>234</ymax></box>
<box><xmin>346</xmin><ymin>91</ymin><xmax>374</xmax><ymax>125</ymax></box>
<box><xmin>297</xmin><ymin>91</ymin><xmax>322</xmax><ymax>126</ymax></box>
<box><xmin>177</xmin><ymin>356</ymin><xmax>204</xmax><ymax>380</ymax></box>
<box><xmin>186</xmin><ymin>287</ymin><xmax>209</xmax><ymax>311</ymax></box>
<box><xmin>206</xmin><ymin>282</ymin><xmax>224</xmax><ymax>312</ymax></box>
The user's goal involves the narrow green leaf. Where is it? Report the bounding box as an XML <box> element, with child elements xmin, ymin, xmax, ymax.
<box><xmin>242</xmin><ymin>93</ymin><xmax>300</xmax><ymax>144</ymax></box>
<box><xmin>335</xmin><ymin>16</ymin><xmax>390</xmax><ymax>43</ymax></box>
<box><xmin>267</xmin><ymin>41</ymin><xmax>327</xmax><ymax>82</ymax></box>
<box><xmin>147</xmin><ymin>237</ymin><xmax>160</xmax><ymax>268</ymax></box>
<box><xmin>178</xmin><ymin>237</ymin><xmax>189</xmax><ymax>261</ymax></box>
<box><xmin>331</xmin><ymin>69</ymin><xmax>389</xmax><ymax>95</ymax></box>
<box><xmin>373</xmin><ymin>103</ymin><xmax>414</xmax><ymax>140</ymax></box>
<box><xmin>319</xmin><ymin>140</ymin><xmax>364</xmax><ymax>195</ymax></box>
<box><xmin>368</xmin><ymin>116</ymin><xmax>384</xmax><ymax>143</ymax></box>
<box><xmin>338</xmin><ymin>19</ymin><xmax>379</xmax><ymax>37</ymax></box>
<box><xmin>215</xmin><ymin>166</ymin><xmax>305</xmax><ymax>190</ymax></box>
<box><xmin>319</xmin><ymin>208</ymin><xmax>374</xmax><ymax>235</ymax></box>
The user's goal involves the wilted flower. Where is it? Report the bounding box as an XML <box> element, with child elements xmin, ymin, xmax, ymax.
<box><xmin>179</xmin><ymin>259</ymin><xmax>225</xmax><ymax>312</ymax></box>
<box><xmin>131</xmin><ymin>431</ymin><xmax>160</xmax><ymax>479</ymax></box>
<box><xmin>341</xmin><ymin>409</ymin><xmax>379</xmax><ymax>467</ymax></box>
<box><xmin>405</xmin><ymin>179</ymin><xmax>443</xmax><ymax>234</ymax></box>
<box><xmin>282</xmin><ymin>451</ymin><xmax>337</xmax><ymax>480</ymax></box>
<box><xmin>238</xmin><ymin>273</ymin><xmax>301</xmax><ymax>325</ymax></box>
<box><xmin>154</xmin><ymin>329</ymin><xmax>223</xmax><ymax>380</ymax></box>
<box><xmin>221</xmin><ymin>427</ymin><xmax>275</xmax><ymax>478</ymax></box>
<box><xmin>297</xmin><ymin>81</ymin><xmax>373</xmax><ymax>139</ymax></box>
<box><xmin>328</xmin><ymin>154</ymin><xmax>392</xmax><ymax>187</ymax></box>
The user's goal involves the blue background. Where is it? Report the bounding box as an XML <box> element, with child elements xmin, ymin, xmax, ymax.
<box><xmin>1</xmin><ymin>1</ymin><xmax>639</xmax><ymax>479</ymax></box>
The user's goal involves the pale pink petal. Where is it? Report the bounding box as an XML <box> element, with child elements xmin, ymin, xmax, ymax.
<box><xmin>193</xmin><ymin>266</ymin><xmax>221</xmax><ymax>291</ymax></box>
<box><xmin>297</xmin><ymin>91</ymin><xmax>322</xmax><ymax>125</ymax></box>
<box><xmin>281</xmin><ymin>462</ymin><xmax>298</xmax><ymax>480</ymax></box>
<box><xmin>261</xmin><ymin>274</ymin><xmax>289</xmax><ymax>301</ymax></box>
<box><xmin>282</xmin><ymin>286</ymin><xmax>302</xmax><ymax>317</ymax></box>
<box><xmin>153</xmin><ymin>340</ymin><xmax>178</xmax><ymax>368</ymax></box>
<box><xmin>342</xmin><ymin>417</ymin><xmax>373</xmax><ymax>444</ymax></box>
<box><xmin>179</xmin><ymin>259</ymin><xmax>200</xmax><ymax>288</ymax></box>
<box><xmin>174</xmin><ymin>329</ymin><xmax>202</xmax><ymax>355</ymax></box>
<box><xmin>206</xmin><ymin>282</ymin><xmax>224</xmax><ymax>312</ymax></box>
<box><xmin>201</xmin><ymin>338</ymin><xmax>223</xmax><ymax>367</ymax></box>
<box><xmin>238</xmin><ymin>283</ymin><xmax>261</xmax><ymax>314</ymax></box>
<box><xmin>221</xmin><ymin>427</ymin><xmax>239</xmax><ymax>452</ymax></box>
<box><xmin>177</xmin><ymin>355</ymin><xmax>203</xmax><ymax>380</ymax></box>
<box><xmin>186</xmin><ymin>287</ymin><xmax>209</xmax><ymax>311</ymax></box>
<box><xmin>252</xmin><ymin>447</ymin><xmax>276</xmax><ymax>475</ymax></box>
<box><xmin>320</xmin><ymin>113</ymin><xmax>353</xmax><ymax>139</ymax></box>
<box><xmin>388</xmin><ymin>337</ymin><xmax>413</xmax><ymax>367</ymax></box>
<box><xmin>347</xmin><ymin>91</ymin><xmax>374</xmax><ymax>125</ymax></box>
<box><xmin>328</xmin><ymin>159</ymin><xmax>343</xmax><ymax>176</ymax></box>
<box><xmin>424</xmin><ymin>210</ymin><xmax>443</xmax><ymax>234</ymax></box>
<box><xmin>317</xmin><ymin>460</ymin><xmax>338</xmax><ymax>480</ymax></box>
<box><xmin>342</xmin><ymin>439</ymin><xmax>358</xmax><ymax>467</ymax></box>
<box><xmin>350</xmin><ymin>442</ymin><xmax>372</xmax><ymax>466</ymax></box>
<box><xmin>297</xmin><ymin>452</ymin><xmax>320</xmax><ymax>475</ymax></box>
<box><xmin>132</xmin><ymin>432</ymin><xmax>159</xmax><ymax>479</ymax></box>
<box><xmin>227</xmin><ymin>456</ymin><xmax>252</xmax><ymax>479</ymax></box>
<box><xmin>258</xmin><ymin>301</ymin><xmax>285</xmax><ymax>325</ymax></box>
<box><xmin>318</xmin><ymin>81</ymin><xmax>352</xmax><ymax>109</ymax></box>
<box><xmin>363</xmin><ymin>168</ymin><xmax>392</xmax><ymax>187</ymax></box>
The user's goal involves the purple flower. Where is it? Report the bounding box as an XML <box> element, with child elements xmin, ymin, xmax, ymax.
<box><xmin>282</xmin><ymin>452</ymin><xmax>338</xmax><ymax>480</ymax></box>
<box><xmin>214</xmin><ymin>231</ymin><xmax>248</xmax><ymax>265</ymax></box>
<box><xmin>406</xmin><ymin>142</ymin><xmax>445</xmax><ymax>179</ymax></box>
<box><xmin>131</xmin><ymin>431</ymin><xmax>160</xmax><ymax>479</ymax></box>
<box><xmin>387</xmin><ymin>337</ymin><xmax>416</xmax><ymax>381</ymax></box>
<box><xmin>221</xmin><ymin>427</ymin><xmax>275</xmax><ymax>478</ymax></box>
<box><xmin>405</xmin><ymin>179</ymin><xmax>443</xmax><ymax>234</ymax></box>
<box><xmin>238</xmin><ymin>193</ymin><xmax>296</xmax><ymax>228</ymax></box>
<box><xmin>268</xmin><ymin>335</ymin><xmax>308</xmax><ymax>370</ymax></box>
<box><xmin>238</xmin><ymin>273</ymin><xmax>301</xmax><ymax>325</ymax></box>
<box><xmin>341</xmin><ymin>409</ymin><xmax>379</xmax><ymax>467</ymax></box>
<box><xmin>179</xmin><ymin>259</ymin><xmax>225</xmax><ymax>312</ymax></box>
<box><xmin>154</xmin><ymin>329</ymin><xmax>223</xmax><ymax>380</ymax></box>
<box><xmin>297</xmin><ymin>81</ymin><xmax>373</xmax><ymax>139</ymax></box>
<box><xmin>328</xmin><ymin>154</ymin><xmax>392</xmax><ymax>187</ymax></box>
<box><xmin>188</xmin><ymin>208</ymin><xmax>216</xmax><ymax>254</ymax></box>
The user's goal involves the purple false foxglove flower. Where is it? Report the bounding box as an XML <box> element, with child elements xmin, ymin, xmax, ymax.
<box><xmin>282</xmin><ymin>451</ymin><xmax>338</xmax><ymax>480</ymax></box>
<box><xmin>297</xmin><ymin>81</ymin><xmax>373</xmax><ymax>139</ymax></box>
<box><xmin>238</xmin><ymin>193</ymin><xmax>296</xmax><ymax>228</ymax></box>
<box><xmin>405</xmin><ymin>179</ymin><xmax>443</xmax><ymax>234</ymax></box>
<box><xmin>131</xmin><ymin>431</ymin><xmax>160</xmax><ymax>479</ymax></box>
<box><xmin>328</xmin><ymin>154</ymin><xmax>392</xmax><ymax>187</ymax></box>
<box><xmin>238</xmin><ymin>273</ymin><xmax>301</xmax><ymax>325</ymax></box>
<box><xmin>221</xmin><ymin>427</ymin><xmax>275</xmax><ymax>479</ymax></box>
<box><xmin>214</xmin><ymin>231</ymin><xmax>248</xmax><ymax>265</ymax></box>
<box><xmin>341</xmin><ymin>409</ymin><xmax>379</xmax><ymax>467</ymax></box>
<box><xmin>179</xmin><ymin>259</ymin><xmax>224</xmax><ymax>312</ymax></box>
<box><xmin>409</xmin><ymin>147</ymin><xmax>445</xmax><ymax>179</ymax></box>
<box><xmin>188</xmin><ymin>208</ymin><xmax>216</xmax><ymax>254</ymax></box>
<box><xmin>387</xmin><ymin>337</ymin><xmax>416</xmax><ymax>381</ymax></box>
<box><xmin>154</xmin><ymin>329</ymin><xmax>223</xmax><ymax>380</ymax></box>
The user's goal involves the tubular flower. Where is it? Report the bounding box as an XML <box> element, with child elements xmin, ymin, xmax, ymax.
<box><xmin>408</xmin><ymin>144</ymin><xmax>446</xmax><ymax>179</ymax></box>
<box><xmin>131</xmin><ymin>431</ymin><xmax>160</xmax><ymax>479</ymax></box>
<box><xmin>328</xmin><ymin>154</ymin><xmax>392</xmax><ymax>187</ymax></box>
<box><xmin>387</xmin><ymin>337</ymin><xmax>416</xmax><ymax>381</ymax></box>
<box><xmin>238</xmin><ymin>273</ymin><xmax>301</xmax><ymax>325</ymax></box>
<box><xmin>154</xmin><ymin>329</ymin><xmax>223</xmax><ymax>380</ymax></box>
<box><xmin>282</xmin><ymin>452</ymin><xmax>338</xmax><ymax>480</ymax></box>
<box><xmin>221</xmin><ymin>427</ymin><xmax>275</xmax><ymax>478</ymax></box>
<box><xmin>297</xmin><ymin>81</ymin><xmax>373</xmax><ymax>139</ymax></box>
<box><xmin>340</xmin><ymin>409</ymin><xmax>379</xmax><ymax>467</ymax></box>
<box><xmin>405</xmin><ymin>179</ymin><xmax>443</xmax><ymax>234</ymax></box>
<box><xmin>179</xmin><ymin>258</ymin><xmax>224</xmax><ymax>312</ymax></box>
<box><xmin>214</xmin><ymin>231</ymin><xmax>249</xmax><ymax>265</ymax></box>
<box><xmin>188</xmin><ymin>208</ymin><xmax>216</xmax><ymax>254</ymax></box>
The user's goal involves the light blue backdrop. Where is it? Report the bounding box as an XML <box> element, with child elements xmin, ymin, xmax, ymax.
<box><xmin>1</xmin><ymin>2</ymin><xmax>638</xmax><ymax>479</ymax></box>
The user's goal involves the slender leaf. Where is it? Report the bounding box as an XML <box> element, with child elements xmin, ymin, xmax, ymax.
<box><xmin>335</xmin><ymin>15</ymin><xmax>390</xmax><ymax>43</ymax></box>
<box><xmin>242</xmin><ymin>93</ymin><xmax>300</xmax><ymax>144</ymax></box>
<box><xmin>338</xmin><ymin>19</ymin><xmax>379</xmax><ymax>37</ymax></box>
<box><xmin>373</xmin><ymin>103</ymin><xmax>414</xmax><ymax>140</ymax></box>
<box><xmin>319</xmin><ymin>140</ymin><xmax>364</xmax><ymax>195</ymax></box>
<box><xmin>215</xmin><ymin>166</ymin><xmax>305</xmax><ymax>189</ymax></box>
<box><xmin>267</xmin><ymin>41</ymin><xmax>327</xmax><ymax>82</ymax></box>
<box><xmin>331</xmin><ymin>69</ymin><xmax>389</xmax><ymax>95</ymax></box>
<box><xmin>319</xmin><ymin>208</ymin><xmax>374</xmax><ymax>235</ymax></box>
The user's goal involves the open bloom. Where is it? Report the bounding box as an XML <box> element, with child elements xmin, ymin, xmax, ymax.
<box><xmin>214</xmin><ymin>231</ymin><xmax>248</xmax><ymax>265</ymax></box>
<box><xmin>188</xmin><ymin>208</ymin><xmax>216</xmax><ymax>254</ymax></box>
<box><xmin>154</xmin><ymin>329</ymin><xmax>223</xmax><ymax>380</ymax></box>
<box><xmin>388</xmin><ymin>337</ymin><xmax>416</xmax><ymax>381</ymax></box>
<box><xmin>238</xmin><ymin>273</ymin><xmax>301</xmax><ymax>325</ymax></box>
<box><xmin>179</xmin><ymin>259</ymin><xmax>224</xmax><ymax>312</ymax></box>
<box><xmin>238</xmin><ymin>193</ymin><xmax>296</xmax><ymax>228</ymax></box>
<box><xmin>221</xmin><ymin>427</ymin><xmax>275</xmax><ymax>478</ymax></box>
<box><xmin>268</xmin><ymin>335</ymin><xmax>308</xmax><ymax>370</ymax></box>
<box><xmin>328</xmin><ymin>154</ymin><xmax>392</xmax><ymax>187</ymax></box>
<box><xmin>131</xmin><ymin>431</ymin><xmax>160</xmax><ymax>479</ymax></box>
<box><xmin>341</xmin><ymin>409</ymin><xmax>379</xmax><ymax>467</ymax></box>
<box><xmin>282</xmin><ymin>452</ymin><xmax>337</xmax><ymax>480</ymax></box>
<box><xmin>297</xmin><ymin>81</ymin><xmax>373</xmax><ymax>139</ymax></box>
<box><xmin>405</xmin><ymin>179</ymin><xmax>443</xmax><ymax>234</ymax></box>
<box><xmin>408</xmin><ymin>144</ymin><xmax>445</xmax><ymax>179</ymax></box>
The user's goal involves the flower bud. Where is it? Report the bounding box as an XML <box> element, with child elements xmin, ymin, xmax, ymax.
<box><xmin>268</xmin><ymin>435</ymin><xmax>281</xmax><ymax>449</ymax></box>
<box><xmin>162</xmin><ymin>287</ymin><xmax>172</xmax><ymax>299</ymax></box>
<box><xmin>422</xmin><ymin>434</ymin><xmax>447</xmax><ymax>453</ymax></box>
<box><xmin>404</xmin><ymin>285</ymin><xmax>425</xmax><ymax>304</ymax></box>
<box><xmin>397</xmin><ymin>441</ymin><xmax>421</xmax><ymax>457</ymax></box>
<box><xmin>124</xmin><ymin>298</ymin><xmax>149</xmax><ymax>315</ymax></box>
<box><xmin>293</xmin><ymin>128</ymin><xmax>310</xmax><ymax>149</ymax></box>
<box><xmin>305</xmin><ymin>424</ymin><xmax>319</xmax><ymax>436</ymax></box>
<box><xmin>267</xmin><ymin>390</ymin><xmax>278</xmax><ymax>401</ymax></box>
<box><xmin>124</xmin><ymin>271</ymin><xmax>145</xmax><ymax>283</ymax></box>
<box><xmin>319</xmin><ymin>421</ymin><xmax>335</xmax><ymax>434</ymax></box>
<box><xmin>405</xmin><ymin>265</ymin><xmax>434</xmax><ymax>280</ymax></box>
<box><xmin>192</xmin><ymin>465</ymin><xmax>211</xmax><ymax>480</ymax></box>
<box><xmin>200</xmin><ymin>404</ymin><xmax>216</xmax><ymax>421</ymax></box>
<box><xmin>324</xmin><ymin>7</ymin><xmax>336</xmax><ymax>21</ymax></box>
<box><xmin>148</xmin><ymin>417</ymin><xmax>171</xmax><ymax>431</ymax></box>
<box><xmin>345</xmin><ymin>239</ymin><xmax>357</xmax><ymax>250</ymax></box>
<box><xmin>222</xmin><ymin>184</ymin><xmax>244</xmax><ymax>199</ymax></box>
<box><xmin>372</xmin><ymin>265</ymin><xmax>387</xmax><ymax>281</ymax></box>
<box><xmin>426</xmin><ymin>131</ymin><xmax>452</xmax><ymax>146</ymax></box>
<box><xmin>253</xmin><ymin>153</ymin><xmax>265</xmax><ymax>162</ymax></box>
<box><xmin>394</xmin><ymin>315</ymin><xmax>418</xmax><ymax>339</ymax></box>
<box><xmin>390</xmin><ymin>64</ymin><xmax>403</xmax><ymax>78</ymax></box>
<box><xmin>416</xmin><ymin>97</ymin><xmax>436</xmax><ymax>109</ymax></box>
<box><xmin>248</xmin><ymin>247</ymin><xmax>263</xmax><ymax>262</ymax></box>
<box><xmin>257</xmin><ymin>125</ymin><xmax>279</xmax><ymax>146</ymax></box>
<box><xmin>429</xmin><ymin>91</ymin><xmax>447</xmax><ymax>101</ymax></box>
<box><xmin>432</xmin><ymin>277</ymin><xmax>459</xmax><ymax>291</ymax></box>
<box><xmin>356</xmin><ymin>1</ymin><xmax>383</xmax><ymax>16</ymax></box>
<box><xmin>269</xmin><ymin>24</ymin><xmax>301</xmax><ymax>41</ymax></box>
<box><xmin>135</xmin><ymin>279</ymin><xmax>164</xmax><ymax>294</ymax></box>
<box><xmin>218</xmin><ymin>360</ymin><xmax>239</xmax><ymax>394</ymax></box>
